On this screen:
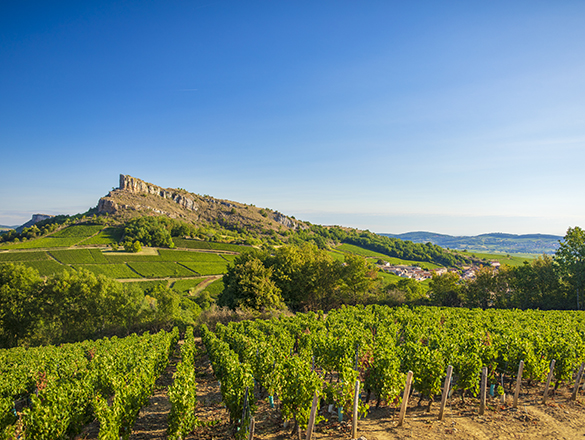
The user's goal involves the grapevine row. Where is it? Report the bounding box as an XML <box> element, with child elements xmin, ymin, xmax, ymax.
<box><xmin>0</xmin><ymin>328</ymin><xmax>179</xmax><ymax>440</ymax></box>
<box><xmin>209</xmin><ymin>305</ymin><xmax>585</xmax><ymax>431</ymax></box>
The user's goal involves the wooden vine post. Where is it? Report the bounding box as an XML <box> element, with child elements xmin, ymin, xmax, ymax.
<box><xmin>398</xmin><ymin>371</ymin><xmax>413</xmax><ymax>427</ymax></box>
<box><xmin>542</xmin><ymin>359</ymin><xmax>556</xmax><ymax>404</ymax></box>
<box><xmin>305</xmin><ymin>392</ymin><xmax>319</xmax><ymax>440</ymax></box>
<box><xmin>438</xmin><ymin>365</ymin><xmax>453</xmax><ymax>421</ymax></box>
<box><xmin>571</xmin><ymin>362</ymin><xmax>585</xmax><ymax>401</ymax></box>
<box><xmin>248</xmin><ymin>417</ymin><xmax>255</xmax><ymax>440</ymax></box>
<box><xmin>479</xmin><ymin>366</ymin><xmax>487</xmax><ymax>416</ymax></box>
<box><xmin>352</xmin><ymin>380</ymin><xmax>360</xmax><ymax>439</ymax></box>
<box><xmin>513</xmin><ymin>360</ymin><xmax>524</xmax><ymax>408</ymax></box>
<box><xmin>241</xmin><ymin>387</ymin><xmax>249</xmax><ymax>426</ymax></box>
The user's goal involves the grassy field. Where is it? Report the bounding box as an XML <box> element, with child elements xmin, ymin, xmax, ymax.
<box><xmin>78</xmin><ymin>227</ymin><xmax>124</xmax><ymax>245</ymax></box>
<box><xmin>50</xmin><ymin>249</ymin><xmax>108</xmax><ymax>264</ymax></box>
<box><xmin>172</xmin><ymin>238</ymin><xmax>213</xmax><ymax>250</ymax></box>
<box><xmin>207</xmin><ymin>242</ymin><xmax>248</xmax><ymax>252</ymax></box>
<box><xmin>72</xmin><ymin>264</ymin><xmax>142</xmax><ymax>278</ymax></box>
<box><xmin>0</xmin><ymin>224</ymin><xmax>105</xmax><ymax>249</ymax></box>
<box><xmin>201</xmin><ymin>278</ymin><xmax>224</xmax><ymax>297</ymax></box>
<box><xmin>326</xmin><ymin>249</ymin><xmax>347</xmax><ymax>262</ymax></box>
<box><xmin>173</xmin><ymin>238</ymin><xmax>248</xmax><ymax>252</ymax></box>
<box><xmin>51</xmin><ymin>224</ymin><xmax>104</xmax><ymax>238</ymax></box>
<box><xmin>171</xmin><ymin>278</ymin><xmax>206</xmax><ymax>294</ymax></box>
<box><xmin>179</xmin><ymin>262</ymin><xmax>229</xmax><ymax>275</ymax></box>
<box><xmin>0</xmin><ymin>251</ymin><xmax>50</xmax><ymax>262</ymax></box>
<box><xmin>337</xmin><ymin>243</ymin><xmax>442</xmax><ymax>270</ymax></box>
<box><xmin>158</xmin><ymin>249</ymin><xmax>227</xmax><ymax>262</ymax></box>
<box><xmin>0</xmin><ymin>260</ymin><xmax>69</xmax><ymax>276</ymax></box>
<box><xmin>459</xmin><ymin>251</ymin><xmax>533</xmax><ymax>267</ymax></box>
<box><xmin>0</xmin><ymin>246</ymin><xmax>233</xmax><ymax>280</ymax></box>
<box><xmin>127</xmin><ymin>261</ymin><xmax>197</xmax><ymax>278</ymax></box>
<box><xmin>103</xmin><ymin>252</ymin><xmax>163</xmax><ymax>263</ymax></box>
<box><xmin>0</xmin><ymin>227</ymin><xmax>240</xmax><ymax>286</ymax></box>
<box><xmin>0</xmin><ymin>237</ymin><xmax>85</xmax><ymax>249</ymax></box>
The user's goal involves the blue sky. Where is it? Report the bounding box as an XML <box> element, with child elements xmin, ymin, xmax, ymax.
<box><xmin>1</xmin><ymin>1</ymin><xmax>584</xmax><ymax>235</ymax></box>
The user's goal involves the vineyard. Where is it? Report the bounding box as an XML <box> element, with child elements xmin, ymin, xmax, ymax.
<box><xmin>1</xmin><ymin>305</ymin><xmax>585</xmax><ymax>439</ymax></box>
<box><xmin>0</xmin><ymin>329</ymin><xmax>179</xmax><ymax>440</ymax></box>
<box><xmin>0</xmin><ymin>246</ymin><xmax>238</xmax><ymax>280</ymax></box>
<box><xmin>201</xmin><ymin>305</ymin><xmax>585</xmax><ymax>439</ymax></box>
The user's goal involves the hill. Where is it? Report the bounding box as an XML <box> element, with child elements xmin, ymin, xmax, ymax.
<box><xmin>97</xmin><ymin>174</ymin><xmax>302</xmax><ymax>234</ymax></box>
<box><xmin>1</xmin><ymin>174</ymin><xmax>470</xmax><ymax>269</ymax></box>
<box><xmin>381</xmin><ymin>231</ymin><xmax>562</xmax><ymax>255</ymax></box>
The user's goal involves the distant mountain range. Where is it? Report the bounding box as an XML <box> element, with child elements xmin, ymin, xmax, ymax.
<box><xmin>380</xmin><ymin>232</ymin><xmax>562</xmax><ymax>255</ymax></box>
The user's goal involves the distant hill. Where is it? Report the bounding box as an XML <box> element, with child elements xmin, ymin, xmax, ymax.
<box><xmin>15</xmin><ymin>214</ymin><xmax>54</xmax><ymax>233</ymax></box>
<box><xmin>380</xmin><ymin>231</ymin><xmax>562</xmax><ymax>255</ymax></box>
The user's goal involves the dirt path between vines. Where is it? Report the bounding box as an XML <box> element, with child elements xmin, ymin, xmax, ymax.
<box><xmin>128</xmin><ymin>343</ymin><xmax>180</xmax><ymax>440</ymax></box>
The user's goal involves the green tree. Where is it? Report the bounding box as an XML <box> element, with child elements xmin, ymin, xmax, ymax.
<box><xmin>464</xmin><ymin>266</ymin><xmax>510</xmax><ymax>309</ymax></box>
<box><xmin>396</xmin><ymin>278</ymin><xmax>425</xmax><ymax>303</ymax></box>
<box><xmin>124</xmin><ymin>239</ymin><xmax>141</xmax><ymax>252</ymax></box>
<box><xmin>40</xmin><ymin>269</ymin><xmax>143</xmax><ymax>344</ymax></box>
<box><xmin>268</xmin><ymin>243</ymin><xmax>342</xmax><ymax>311</ymax></box>
<box><xmin>219</xmin><ymin>255</ymin><xmax>285</xmax><ymax>311</ymax></box>
<box><xmin>124</xmin><ymin>216</ymin><xmax>175</xmax><ymax>248</ymax></box>
<box><xmin>428</xmin><ymin>272</ymin><xmax>463</xmax><ymax>307</ymax></box>
<box><xmin>508</xmin><ymin>255</ymin><xmax>565</xmax><ymax>309</ymax></box>
<box><xmin>0</xmin><ymin>264</ymin><xmax>42</xmax><ymax>348</ymax></box>
<box><xmin>555</xmin><ymin>226</ymin><xmax>585</xmax><ymax>309</ymax></box>
<box><xmin>339</xmin><ymin>253</ymin><xmax>379</xmax><ymax>305</ymax></box>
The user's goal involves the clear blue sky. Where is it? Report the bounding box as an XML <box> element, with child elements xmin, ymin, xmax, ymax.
<box><xmin>1</xmin><ymin>1</ymin><xmax>584</xmax><ymax>236</ymax></box>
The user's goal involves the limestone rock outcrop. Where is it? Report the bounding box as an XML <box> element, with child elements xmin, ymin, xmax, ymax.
<box><xmin>118</xmin><ymin>175</ymin><xmax>198</xmax><ymax>212</ymax></box>
<box><xmin>97</xmin><ymin>175</ymin><xmax>199</xmax><ymax>215</ymax></box>
<box><xmin>97</xmin><ymin>198</ymin><xmax>118</xmax><ymax>214</ymax></box>
<box><xmin>96</xmin><ymin>174</ymin><xmax>303</xmax><ymax>233</ymax></box>
<box><xmin>273</xmin><ymin>211</ymin><xmax>295</xmax><ymax>228</ymax></box>
<box><xmin>16</xmin><ymin>214</ymin><xmax>53</xmax><ymax>232</ymax></box>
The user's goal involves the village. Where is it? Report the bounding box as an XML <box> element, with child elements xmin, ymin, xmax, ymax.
<box><xmin>377</xmin><ymin>260</ymin><xmax>501</xmax><ymax>281</ymax></box>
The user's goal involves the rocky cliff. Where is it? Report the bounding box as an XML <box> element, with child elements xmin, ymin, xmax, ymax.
<box><xmin>16</xmin><ymin>214</ymin><xmax>54</xmax><ymax>232</ymax></box>
<box><xmin>97</xmin><ymin>174</ymin><xmax>303</xmax><ymax>232</ymax></box>
<box><xmin>99</xmin><ymin>174</ymin><xmax>198</xmax><ymax>213</ymax></box>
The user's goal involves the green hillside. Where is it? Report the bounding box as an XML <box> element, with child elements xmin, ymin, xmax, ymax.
<box><xmin>457</xmin><ymin>251</ymin><xmax>533</xmax><ymax>267</ymax></box>
<box><xmin>336</xmin><ymin>243</ymin><xmax>442</xmax><ymax>269</ymax></box>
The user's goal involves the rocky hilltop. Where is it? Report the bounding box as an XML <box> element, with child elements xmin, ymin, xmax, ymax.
<box><xmin>15</xmin><ymin>214</ymin><xmax>53</xmax><ymax>233</ymax></box>
<box><xmin>98</xmin><ymin>174</ymin><xmax>302</xmax><ymax>232</ymax></box>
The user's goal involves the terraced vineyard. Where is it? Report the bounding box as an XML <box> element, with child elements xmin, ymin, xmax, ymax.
<box><xmin>0</xmin><ymin>223</ymin><xmax>247</xmax><ymax>283</ymax></box>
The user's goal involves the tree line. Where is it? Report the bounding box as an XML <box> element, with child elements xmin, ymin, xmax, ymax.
<box><xmin>290</xmin><ymin>224</ymin><xmax>471</xmax><ymax>267</ymax></box>
<box><xmin>219</xmin><ymin>227</ymin><xmax>585</xmax><ymax>313</ymax></box>
<box><xmin>428</xmin><ymin>227</ymin><xmax>585</xmax><ymax>310</ymax></box>
<box><xmin>0</xmin><ymin>264</ymin><xmax>201</xmax><ymax>348</ymax></box>
<box><xmin>218</xmin><ymin>243</ymin><xmax>380</xmax><ymax>312</ymax></box>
